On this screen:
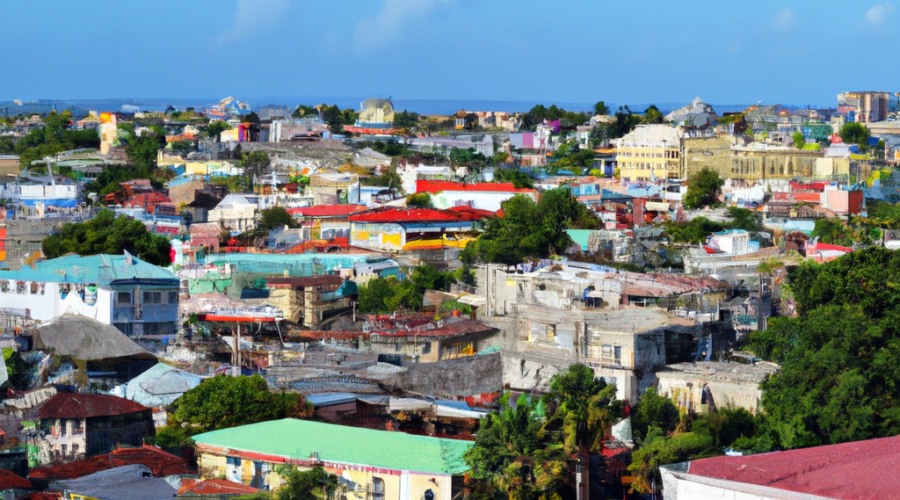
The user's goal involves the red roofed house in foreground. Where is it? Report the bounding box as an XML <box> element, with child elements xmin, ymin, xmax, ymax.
<box><xmin>25</xmin><ymin>393</ymin><xmax>154</xmax><ymax>466</ymax></box>
<box><xmin>415</xmin><ymin>179</ymin><xmax>537</xmax><ymax>211</ymax></box>
<box><xmin>0</xmin><ymin>468</ymin><xmax>32</xmax><ymax>495</ymax></box>
<box><xmin>29</xmin><ymin>444</ymin><xmax>194</xmax><ymax>481</ymax></box>
<box><xmin>660</xmin><ymin>434</ymin><xmax>900</xmax><ymax>500</ymax></box>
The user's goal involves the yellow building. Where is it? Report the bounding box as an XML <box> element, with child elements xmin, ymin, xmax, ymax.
<box><xmin>615</xmin><ymin>124</ymin><xmax>683</xmax><ymax>181</ymax></box>
<box><xmin>683</xmin><ymin>137</ymin><xmax>851</xmax><ymax>181</ymax></box>
<box><xmin>193</xmin><ymin>419</ymin><xmax>471</xmax><ymax>500</ymax></box>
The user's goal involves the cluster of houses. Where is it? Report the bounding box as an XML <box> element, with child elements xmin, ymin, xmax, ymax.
<box><xmin>0</xmin><ymin>92</ymin><xmax>897</xmax><ymax>499</ymax></box>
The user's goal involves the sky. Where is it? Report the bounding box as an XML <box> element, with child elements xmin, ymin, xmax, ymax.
<box><xmin>2</xmin><ymin>0</ymin><xmax>898</xmax><ymax>109</ymax></box>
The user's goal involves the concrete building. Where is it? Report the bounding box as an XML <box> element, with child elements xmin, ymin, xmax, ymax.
<box><xmin>193</xmin><ymin>419</ymin><xmax>471</xmax><ymax>499</ymax></box>
<box><xmin>0</xmin><ymin>253</ymin><xmax>179</xmax><ymax>336</ymax></box>
<box><xmin>24</xmin><ymin>393</ymin><xmax>153</xmax><ymax>466</ymax></box>
<box><xmin>208</xmin><ymin>194</ymin><xmax>259</xmax><ymax>233</ymax></box>
<box><xmin>665</xmin><ymin>97</ymin><xmax>718</xmax><ymax>128</ymax></box>
<box><xmin>414</xmin><ymin>179</ymin><xmax>537</xmax><ymax>211</ymax></box>
<box><xmin>308</xmin><ymin>173</ymin><xmax>360</xmax><ymax>206</ymax></box>
<box><xmin>368</xmin><ymin>319</ymin><xmax>499</xmax><ymax>363</ymax></box>
<box><xmin>262</xmin><ymin>275</ymin><xmax>356</xmax><ymax>328</ymax></box>
<box><xmin>357</xmin><ymin>98</ymin><xmax>395</xmax><ymax>126</ymax></box>
<box><xmin>661</xmin><ymin>434</ymin><xmax>899</xmax><ymax>500</ymax></box>
<box><xmin>838</xmin><ymin>91</ymin><xmax>890</xmax><ymax>123</ymax></box>
<box><xmin>348</xmin><ymin>207</ymin><xmax>489</xmax><ymax>252</ymax></box>
<box><xmin>615</xmin><ymin>124</ymin><xmax>683</xmax><ymax>181</ymax></box>
<box><xmin>656</xmin><ymin>361</ymin><xmax>779</xmax><ymax>414</ymax></box>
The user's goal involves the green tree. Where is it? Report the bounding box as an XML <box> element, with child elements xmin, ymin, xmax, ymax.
<box><xmin>42</xmin><ymin>209</ymin><xmax>172</xmax><ymax>266</ymax></box>
<box><xmin>125</xmin><ymin>131</ymin><xmax>165</xmax><ymax>170</ymax></box>
<box><xmin>393</xmin><ymin>109</ymin><xmax>420</xmax><ymax>129</ymax></box>
<box><xmin>320</xmin><ymin>104</ymin><xmax>344</xmax><ymax>134</ymax></box>
<box><xmin>292</xmin><ymin>105</ymin><xmax>318</xmax><ymax>118</ymax></box>
<box><xmin>542</xmin><ymin>364</ymin><xmax>622</xmax><ymax>453</ymax></box>
<box><xmin>746</xmin><ymin>248</ymin><xmax>900</xmax><ymax>449</ymax></box>
<box><xmin>242</xmin><ymin>150</ymin><xmax>270</xmax><ymax>190</ymax></box>
<box><xmin>258</xmin><ymin>207</ymin><xmax>295</xmax><ymax>232</ymax></box>
<box><xmin>341</xmin><ymin>108</ymin><xmax>358</xmax><ymax>126</ymax></box>
<box><xmin>642</xmin><ymin>105</ymin><xmax>665</xmax><ymax>124</ymax></box>
<box><xmin>632</xmin><ymin>386</ymin><xmax>680</xmax><ymax>440</ymax></box>
<box><xmin>493</xmin><ymin>168</ymin><xmax>534</xmax><ymax>189</ymax></box>
<box><xmin>357</xmin><ymin>265</ymin><xmax>456</xmax><ymax>313</ymax></box>
<box><xmin>405</xmin><ymin>192</ymin><xmax>432</xmax><ymax>208</ymax></box>
<box><xmin>276</xmin><ymin>466</ymin><xmax>339</xmax><ymax>500</ymax></box>
<box><xmin>594</xmin><ymin>101</ymin><xmax>610</xmax><ymax>116</ymax></box>
<box><xmin>205</xmin><ymin>121</ymin><xmax>232</xmax><ymax>139</ymax></box>
<box><xmin>463</xmin><ymin>188</ymin><xmax>598</xmax><ymax>265</ymax></box>
<box><xmin>169</xmin><ymin>140</ymin><xmax>195</xmax><ymax>154</ymax></box>
<box><xmin>792</xmin><ymin>130</ymin><xmax>805</xmax><ymax>149</ymax></box>
<box><xmin>156</xmin><ymin>374</ymin><xmax>313</xmax><ymax>448</ymax></box>
<box><xmin>682</xmin><ymin>168</ymin><xmax>724</xmax><ymax>209</ymax></box>
<box><xmin>839</xmin><ymin>122</ymin><xmax>871</xmax><ymax>149</ymax></box>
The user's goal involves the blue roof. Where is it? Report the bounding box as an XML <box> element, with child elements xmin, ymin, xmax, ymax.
<box><xmin>0</xmin><ymin>254</ymin><xmax>177</xmax><ymax>285</ymax></box>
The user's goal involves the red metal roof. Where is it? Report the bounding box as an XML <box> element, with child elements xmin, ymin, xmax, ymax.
<box><xmin>29</xmin><ymin>444</ymin><xmax>194</xmax><ymax>480</ymax></box>
<box><xmin>446</xmin><ymin>206</ymin><xmax>497</xmax><ymax>218</ymax></box>
<box><xmin>287</xmin><ymin>204</ymin><xmax>367</xmax><ymax>217</ymax></box>
<box><xmin>416</xmin><ymin>179</ymin><xmax>536</xmax><ymax>194</ymax></box>
<box><xmin>38</xmin><ymin>393</ymin><xmax>149</xmax><ymax>420</ymax></box>
<box><xmin>687</xmin><ymin>435</ymin><xmax>900</xmax><ymax>500</ymax></box>
<box><xmin>0</xmin><ymin>469</ymin><xmax>31</xmax><ymax>490</ymax></box>
<box><xmin>348</xmin><ymin>207</ymin><xmax>491</xmax><ymax>223</ymax></box>
<box><xmin>178</xmin><ymin>478</ymin><xmax>259</xmax><ymax>496</ymax></box>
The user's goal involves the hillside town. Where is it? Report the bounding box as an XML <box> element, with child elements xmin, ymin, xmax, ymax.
<box><xmin>0</xmin><ymin>88</ymin><xmax>896</xmax><ymax>500</ymax></box>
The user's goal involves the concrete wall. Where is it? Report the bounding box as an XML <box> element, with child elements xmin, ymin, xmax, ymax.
<box><xmin>660</xmin><ymin>466</ymin><xmax>822</xmax><ymax>500</ymax></box>
<box><xmin>656</xmin><ymin>373</ymin><xmax>764</xmax><ymax>414</ymax></box>
<box><xmin>0</xmin><ymin>282</ymin><xmax>113</xmax><ymax>324</ymax></box>
<box><xmin>391</xmin><ymin>352</ymin><xmax>503</xmax><ymax>397</ymax></box>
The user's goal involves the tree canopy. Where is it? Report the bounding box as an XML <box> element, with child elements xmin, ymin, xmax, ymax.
<box><xmin>242</xmin><ymin>150</ymin><xmax>270</xmax><ymax>189</ymax></box>
<box><xmin>42</xmin><ymin>209</ymin><xmax>172</xmax><ymax>266</ymax></box>
<box><xmin>462</xmin><ymin>188</ymin><xmax>600</xmax><ymax>265</ymax></box>
<box><xmin>276</xmin><ymin>466</ymin><xmax>339</xmax><ymax>500</ymax></box>
<box><xmin>839</xmin><ymin>122</ymin><xmax>871</xmax><ymax>149</ymax></box>
<box><xmin>14</xmin><ymin>110</ymin><xmax>100</xmax><ymax>168</ymax></box>
<box><xmin>155</xmin><ymin>374</ymin><xmax>313</xmax><ymax>448</ymax></box>
<box><xmin>682</xmin><ymin>168</ymin><xmax>724</xmax><ymax>209</ymax></box>
<box><xmin>358</xmin><ymin>264</ymin><xmax>456</xmax><ymax>313</ymax></box>
<box><xmin>747</xmin><ymin>248</ymin><xmax>900</xmax><ymax>449</ymax></box>
<box><xmin>393</xmin><ymin>109</ymin><xmax>419</xmax><ymax>129</ymax></box>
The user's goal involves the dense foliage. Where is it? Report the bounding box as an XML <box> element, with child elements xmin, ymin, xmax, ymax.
<box><xmin>83</xmin><ymin>164</ymin><xmax>162</xmax><ymax>196</ymax></box>
<box><xmin>242</xmin><ymin>150</ymin><xmax>270</xmax><ymax>189</ymax></box>
<box><xmin>493</xmin><ymin>167</ymin><xmax>535</xmax><ymax>189</ymax></box>
<box><xmin>14</xmin><ymin>110</ymin><xmax>100</xmax><ymax>167</ymax></box>
<box><xmin>405</xmin><ymin>192</ymin><xmax>432</xmax><ymax>208</ymax></box>
<box><xmin>461</xmin><ymin>188</ymin><xmax>600</xmax><ymax>265</ymax></box>
<box><xmin>275</xmin><ymin>466</ymin><xmax>339</xmax><ymax>500</ymax></box>
<box><xmin>682</xmin><ymin>168</ymin><xmax>724</xmax><ymax>209</ymax></box>
<box><xmin>465</xmin><ymin>364</ymin><xmax>621</xmax><ymax>500</ymax></box>
<box><xmin>357</xmin><ymin>264</ymin><xmax>457</xmax><ymax>313</ymax></box>
<box><xmin>393</xmin><ymin>109</ymin><xmax>419</xmax><ymax>129</ymax></box>
<box><xmin>155</xmin><ymin>374</ymin><xmax>313</xmax><ymax>448</ymax></box>
<box><xmin>42</xmin><ymin>209</ymin><xmax>172</xmax><ymax>266</ymax></box>
<box><xmin>839</xmin><ymin>122</ymin><xmax>871</xmax><ymax>149</ymax></box>
<box><xmin>663</xmin><ymin>207</ymin><xmax>763</xmax><ymax>244</ymax></box>
<box><xmin>747</xmin><ymin>248</ymin><xmax>900</xmax><ymax>448</ymax></box>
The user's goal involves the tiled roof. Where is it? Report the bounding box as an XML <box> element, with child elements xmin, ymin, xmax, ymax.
<box><xmin>287</xmin><ymin>205</ymin><xmax>366</xmax><ymax>217</ymax></box>
<box><xmin>193</xmin><ymin>418</ymin><xmax>472</xmax><ymax>475</ymax></box>
<box><xmin>349</xmin><ymin>207</ymin><xmax>490</xmax><ymax>223</ymax></box>
<box><xmin>29</xmin><ymin>445</ymin><xmax>194</xmax><ymax>480</ymax></box>
<box><xmin>38</xmin><ymin>393</ymin><xmax>149</xmax><ymax>420</ymax></box>
<box><xmin>416</xmin><ymin>179</ymin><xmax>536</xmax><ymax>193</ymax></box>
<box><xmin>0</xmin><ymin>469</ymin><xmax>32</xmax><ymax>489</ymax></box>
<box><xmin>178</xmin><ymin>478</ymin><xmax>258</xmax><ymax>496</ymax></box>
<box><xmin>687</xmin><ymin>434</ymin><xmax>900</xmax><ymax>500</ymax></box>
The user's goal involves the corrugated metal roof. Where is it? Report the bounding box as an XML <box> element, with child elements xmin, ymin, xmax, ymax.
<box><xmin>306</xmin><ymin>393</ymin><xmax>359</xmax><ymax>407</ymax></box>
<box><xmin>193</xmin><ymin>418</ymin><xmax>472</xmax><ymax>475</ymax></box>
<box><xmin>0</xmin><ymin>254</ymin><xmax>178</xmax><ymax>285</ymax></box>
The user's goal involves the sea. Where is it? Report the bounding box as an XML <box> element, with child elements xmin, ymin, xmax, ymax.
<box><xmin>1</xmin><ymin>96</ymin><xmax>755</xmax><ymax>117</ymax></box>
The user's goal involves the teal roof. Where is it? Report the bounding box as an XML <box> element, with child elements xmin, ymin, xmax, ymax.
<box><xmin>0</xmin><ymin>254</ymin><xmax>177</xmax><ymax>285</ymax></box>
<box><xmin>193</xmin><ymin>419</ymin><xmax>472</xmax><ymax>475</ymax></box>
<box><xmin>566</xmin><ymin>229</ymin><xmax>594</xmax><ymax>251</ymax></box>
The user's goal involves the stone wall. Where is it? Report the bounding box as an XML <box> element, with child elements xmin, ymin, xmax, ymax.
<box><xmin>390</xmin><ymin>352</ymin><xmax>503</xmax><ymax>397</ymax></box>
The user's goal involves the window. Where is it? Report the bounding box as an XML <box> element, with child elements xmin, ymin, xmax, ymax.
<box><xmin>143</xmin><ymin>292</ymin><xmax>161</xmax><ymax>304</ymax></box>
<box><xmin>421</xmin><ymin>342</ymin><xmax>431</xmax><ymax>355</ymax></box>
<box><xmin>117</xmin><ymin>292</ymin><xmax>132</xmax><ymax>305</ymax></box>
<box><xmin>371</xmin><ymin>478</ymin><xmax>385</xmax><ymax>500</ymax></box>
<box><xmin>72</xmin><ymin>444</ymin><xmax>79</xmax><ymax>455</ymax></box>
<box><xmin>59</xmin><ymin>420</ymin><xmax>66</xmax><ymax>436</ymax></box>
<box><xmin>227</xmin><ymin>456</ymin><xmax>241</xmax><ymax>467</ymax></box>
<box><xmin>614</xmin><ymin>345</ymin><xmax>622</xmax><ymax>365</ymax></box>
<box><xmin>61</xmin><ymin>445</ymin><xmax>67</xmax><ymax>456</ymax></box>
<box><xmin>168</xmin><ymin>291</ymin><xmax>178</xmax><ymax>304</ymax></box>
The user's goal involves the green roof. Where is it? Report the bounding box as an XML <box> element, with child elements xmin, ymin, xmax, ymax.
<box><xmin>192</xmin><ymin>419</ymin><xmax>473</xmax><ymax>475</ymax></box>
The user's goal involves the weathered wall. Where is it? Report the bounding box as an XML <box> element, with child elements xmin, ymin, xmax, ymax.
<box><xmin>392</xmin><ymin>352</ymin><xmax>502</xmax><ymax>397</ymax></box>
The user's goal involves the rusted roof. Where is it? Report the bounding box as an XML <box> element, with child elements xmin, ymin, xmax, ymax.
<box><xmin>287</xmin><ymin>205</ymin><xmax>366</xmax><ymax>217</ymax></box>
<box><xmin>178</xmin><ymin>478</ymin><xmax>259</xmax><ymax>496</ymax></box>
<box><xmin>38</xmin><ymin>393</ymin><xmax>149</xmax><ymax>420</ymax></box>
<box><xmin>29</xmin><ymin>444</ymin><xmax>194</xmax><ymax>480</ymax></box>
<box><xmin>265</xmin><ymin>275</ymin><xmax>344</xmax><ymax>288</ymax></box>
<box><xmin>687</xmin><ymin>434</ymin><xmax>900</xmax><ymax>500</ymax></box>
<box><xmin>0</xmin><ymin>469</ymin><xmax>32</xmax><ymax>489</ymax></box>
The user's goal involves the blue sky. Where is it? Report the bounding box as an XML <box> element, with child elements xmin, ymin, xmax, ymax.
<box><xmin>2</xmin><ymin>0</ymin><xmax>898</xmax><ymax>108</ymax></box>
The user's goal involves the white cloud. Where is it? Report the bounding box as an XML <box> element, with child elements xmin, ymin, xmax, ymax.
<box><xmin>866</xmin><ymin>3</ymin><xmax>895</xmax><ymax>24</ymax></box>
<box><xmin>773</xmin><ymin>8</ymin><xmax>796</xmax><ymax>30</ymax></box>
<box><xmin>354</xmin><ymin>0</ymin><xmax>452</xmax><ymax>51</ymax></box>
<box><xmin>214</xmin><ymin>0</ymin><xmax>290</xmax><ymax>46</ymax></box>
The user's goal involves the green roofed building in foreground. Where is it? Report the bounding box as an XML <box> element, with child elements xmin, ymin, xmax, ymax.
<box><xmin>193</xmin><ymin>418</ymin><xmax>472</xmax><ymax>499</ymax></box>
